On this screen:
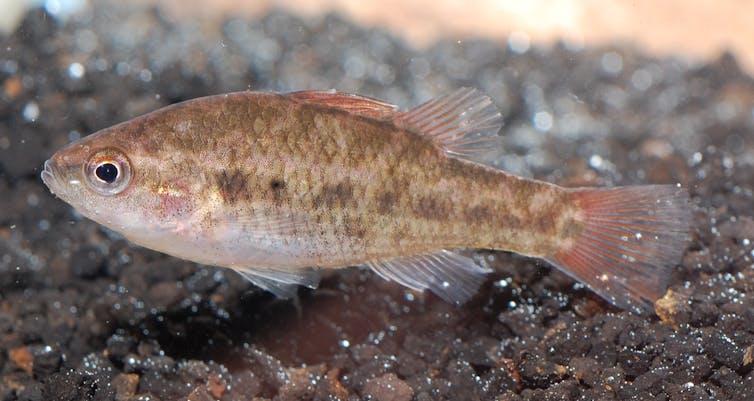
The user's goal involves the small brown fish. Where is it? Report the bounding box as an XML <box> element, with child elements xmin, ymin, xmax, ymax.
<box><xmin>41</xmin><ymin>88</ymin><xmax>691</xmax><ymax>312</ymax></box>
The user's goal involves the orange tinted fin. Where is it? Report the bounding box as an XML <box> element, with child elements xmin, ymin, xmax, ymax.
<box><xmin>547</xmin><ymin>184</ymin><xmax>691</xmax><ymax>314</ymax></box>
<box><xmin>394</xmin><ymin>87</ymin><xmax>503</xmax><ymax>163</ymax></box>
<box><xmin>288</xmin><ymin>90</ymin><xmax>398</xmax><ymax>118</ymax></box>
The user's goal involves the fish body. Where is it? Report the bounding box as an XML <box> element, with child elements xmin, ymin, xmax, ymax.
<box><xmin>42</xmin><ymin>89</ymin><xmax>691</xmax><ymax>312</ymax></box>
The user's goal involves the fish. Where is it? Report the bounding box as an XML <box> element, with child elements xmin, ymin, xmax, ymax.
<box><xmin>41</xmin><ymin>88</ymin><xmax>691</xmax><ymax>313</ymax></box>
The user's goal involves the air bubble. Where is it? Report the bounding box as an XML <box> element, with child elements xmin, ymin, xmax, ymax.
<box><xmin>23</xmin><ymin>101</ymin><xmax>40</xmax><ymax>122</ymax></box>
<box><xmin>115</xmin><ymin>62</ymin><xmax>130</xmax><ymax>76</ymax></box>
<box><xmin>139</xmin><ymin>69</ymin><xmax>152</xmax><ymax>82</ymax></box>
<box><xmin>533</xmin><ymin>111</ymin><xmax>553</xmax><ymax>131</ymax></box>
<box><xmin>344</xmin><ymin>56</ymin><xmax>365</xmax><ymax>79</ymax></box>
<box><xmin>68</xmin><ymin>62</ymin><xmax>85</xmax><ymax>79</ymax></box>
<box><xmin>508</xmin><ymin>31</ymin><xmax>530</xmax><ymax>54</ymax></box>
<box><xmin>601</xmin><ymin>51</ymin><xmax>623</xmax><ymax>75</ymax></box>
<box><xmin>631</xmin><ymin>69</ymin><xmax>652</xmax><ymax>91</ymax></box>
<box><xmin>45</xmin><ymin>0</ymin><xmax>87</xmax><ymax>18</ymax></box>
<box><xmin>589</xmin><ymin>154</ymin><xmax>603</xmax><ymax>169</ymax></box>
<box><xmin>722</xmin><ymin>155</ymin><xmax>734</xmax><ymax>169</ymax></box>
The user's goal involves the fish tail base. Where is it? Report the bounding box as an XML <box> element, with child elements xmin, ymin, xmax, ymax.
<box><xmin>546</xmin><ymin>184</ymin><xmax>691</xmax><ymax>314</ymax></box>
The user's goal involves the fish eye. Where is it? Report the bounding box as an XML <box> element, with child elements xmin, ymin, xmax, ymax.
<box><xmin>84</xmin><ymin>149</ymin><xmax>132</xmax><ymax>195</ymax></box>
<box><xmin>95</xmin><ymin>163</ymin><xmax>119</xmax><ymax>183</ymax></box>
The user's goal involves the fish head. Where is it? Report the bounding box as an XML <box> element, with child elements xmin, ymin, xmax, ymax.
<box><xmin>41</xmin><ymin>120</ymin><xmax>197</xmax><ymax>242</ymax></box>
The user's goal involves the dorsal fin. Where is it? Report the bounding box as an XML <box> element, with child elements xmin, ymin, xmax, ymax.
<box><xmin>288</xmin><ymin>90</ymin><xmax>398</xmax><ymax>119</ymax></box>
<box><xmin>394</xmin><ymin>88</ymin><xmax>503</xmax><ymax>163</ymax></box>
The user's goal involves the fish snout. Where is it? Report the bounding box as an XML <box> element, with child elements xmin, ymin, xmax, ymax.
<box><xmin>41</xmin><ymin>159</ymin><xmax>61</xmax><ymax>194</ymax></box>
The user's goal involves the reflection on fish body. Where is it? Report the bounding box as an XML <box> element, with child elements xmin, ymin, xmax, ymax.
<box><xmin>41</xmin><ymin>88</ymin><xmax>691</xmax><ymax>313</ymax></box>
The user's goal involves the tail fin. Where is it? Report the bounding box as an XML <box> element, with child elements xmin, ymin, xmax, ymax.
<box><xmin>546</xmin><ymin>184</ymin><xmax>691</xmax><ymax>314</ymax></box>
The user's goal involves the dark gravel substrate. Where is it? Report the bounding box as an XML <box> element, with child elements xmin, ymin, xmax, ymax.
<box><xmin>2</xmin><ymin>4</ymin><xmax>754</xmax><ymax>401</ymax></box>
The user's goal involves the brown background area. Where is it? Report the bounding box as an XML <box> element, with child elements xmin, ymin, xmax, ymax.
<box><xmin>149</xmin><ymin>0</ymin><xmax>754</xmax><ymax>73</ymax></box>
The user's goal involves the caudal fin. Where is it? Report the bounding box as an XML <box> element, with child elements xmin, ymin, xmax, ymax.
<box><xmin>546</xmin><ymin>184</ymin><xmax>691</xmax><ymax>314</ymax></box>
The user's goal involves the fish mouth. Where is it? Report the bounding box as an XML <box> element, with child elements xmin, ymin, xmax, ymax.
<box><xmin>41</xmin><ymin>159</ymin><xmax>60</xmax><ymax>194</ymax></box>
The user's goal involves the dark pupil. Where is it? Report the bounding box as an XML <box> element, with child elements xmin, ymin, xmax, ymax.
<box><xmin>95</xmin><ymin>163</ymin><xmax>118</xmax><ymax>183</ymax></box>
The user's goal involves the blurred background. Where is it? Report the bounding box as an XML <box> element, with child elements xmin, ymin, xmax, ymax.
<box><xmin>3</xmin><ymin>0</ymin><xmax>754</xmax><ymax>74</ymax></box>
<box><xmin>2</xmin><ymin>1</ymin><xmax>754</xmax><ymax>400</ymax></box>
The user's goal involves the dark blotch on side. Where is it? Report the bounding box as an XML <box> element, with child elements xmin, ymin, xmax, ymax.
<box><xmin>494</xmin><ymin>210</ymin><xmax>523</xmax><ymax>232</ymax></box>
<box><xmin>214</xmin><ymin>170</ymin><xmax>252</xmax><ymax>203</ymax></box>
<box><xmin>270</xmin><ymin>179</ymin><xmax>285</xmax><ymax>190</ymax></box>
<box><xmin>315</xmin><ymin>180</ymin><xmax>354</xmax><ymax>209</ymax></box>
<box><xmin>269</xmin><ymin>178</ymin><xmax>287</xmax><ymax>205</ymax></box>
<box><xmin>343</xmin><ymin>216</ymin><xmax>368</xmax><ymax>240</ymax></box>
<box><xmin>375</xmin><ymin>191</ymin><xmax>396</xmax><ymax>214</ymax></box>
<box><xmin>464</xmin><ymin>204</ymin><xmax>500</xmax><ymax>225</ymax></box>
<box><xmin>528</xmin><ymin>206</ymin><xmax>560</xmax><ymax>236</ymax></box>
<box><xmin>412</xmin><ymin>195</ymin><xmax>449</xmax><ymax>221</ymax></box>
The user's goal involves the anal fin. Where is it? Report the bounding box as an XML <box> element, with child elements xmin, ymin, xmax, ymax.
<box><xmin>366</xmin><ymin>249</ymin><xmax>492</xmax><ymax>304</ymax></box>
<box><xmin>234</xmin><ymin>267</ymin><xmax>321</xmax><ymax>299</ymax></box>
